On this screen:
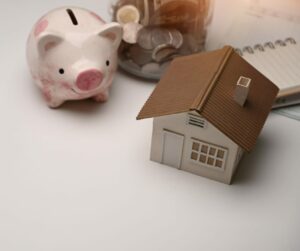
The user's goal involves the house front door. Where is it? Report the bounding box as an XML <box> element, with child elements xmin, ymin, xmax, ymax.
<box><xmin>162</xmin><ymin>130</ymin><xmax>184</xmax><ymax>169</ymax></box>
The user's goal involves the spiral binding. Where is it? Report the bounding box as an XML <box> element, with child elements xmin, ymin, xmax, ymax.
<box><xmin>235</xmin><ymin>37</ymin><xmax>297</xmax><ymax>56</ymax></box>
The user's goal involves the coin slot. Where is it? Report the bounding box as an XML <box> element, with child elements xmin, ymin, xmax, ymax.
<box><xmin>66</xmin><ymin>9</ymin><xmax>78</xmax><ymax>26</ymax></box>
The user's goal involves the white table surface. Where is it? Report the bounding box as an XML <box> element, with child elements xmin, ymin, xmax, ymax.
<box><xmin>0</xmin><ymin>0</ymin><xmax>299</xmax><ymax>250</ymax></box>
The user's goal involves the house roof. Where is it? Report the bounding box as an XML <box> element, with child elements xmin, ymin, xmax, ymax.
<box><xmin>137</xmin><ymin>46</ymin><xmax>279</xmax><ymax>152</ymax></box>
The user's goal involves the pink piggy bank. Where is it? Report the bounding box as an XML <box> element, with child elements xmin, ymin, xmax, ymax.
<box><xmin>26</xmin><ymin>7</ymin><xmax>123</xmax><ymax>108</ymax></box>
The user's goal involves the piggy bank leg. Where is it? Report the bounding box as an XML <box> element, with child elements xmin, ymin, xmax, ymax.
<box><xmin>47</xmin><ymin>98</ymin><xmax>65</xmax><ymax>108</ymax></box>
<box><xmin>42</xmin><ymin>87</ymin><xmax>64</xmax><ymax>108</ymax></box>
<box><xmin>93</xmin><ymin>90</ymin><xmax>109</xmax><ymax>103</ymax></box>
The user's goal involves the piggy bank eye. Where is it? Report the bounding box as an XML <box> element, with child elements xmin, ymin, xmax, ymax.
<box><xmin>106</xmin><ymin>60</ymin><xmax>110</xmax><ymax>67</ymax></box>
<box><xmin>59</xmin><ymin>68</ymin><xmax>65</xmax><ymax>74</ymax></box>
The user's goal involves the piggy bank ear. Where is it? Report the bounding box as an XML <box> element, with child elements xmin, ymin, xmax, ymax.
<box><xmin>98</xmin><ymin>23</ymin><xmax>123</xmax><ymax>50</ymax></box>
<box><xmin>37</xmin><ymin>32</ymin><xmax>63</xmax><ymax>57</ymax></box>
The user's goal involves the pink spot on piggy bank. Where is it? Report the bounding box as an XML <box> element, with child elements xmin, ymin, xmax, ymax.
<box><xmin>42</xmin><ymin>87</ymin><xmax>52</xmax><ymax>103</ymax></box>
<box><xmin>34</xmin><ymin>19</ymin><xmax>48</xmax><ymax>37</ymax></box>
<box><xmin>90</xmin><ymin>11</ymin><xmax>106</xmax><ymax>23</ymax></box>
<box><xmin>61</xmin><ymin>82</ymin><xmax>72</xmax><ymax>90</ymax></box>
<box><xmin>26</xmin><ymin>7</ymin><xmax>123</xmax><ymax>108</ymax></box>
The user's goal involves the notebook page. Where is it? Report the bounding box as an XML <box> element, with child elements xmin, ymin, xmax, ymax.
<box><xmin>246</xmin><ymin>0</ymin><xmax>300</xmax><ymax>24</ymax></box>
<box><xmin>264</xmin><ymin>43</ymin><xmax>297</xmax><ymax>89</ymax></box>
<box><xmin>243</xmin><ymin>49</ymin><xmax>283</xmax><ymax>87</ymax></box>
<box><xmin>273</xmin><ymin>43</ymin><xmax>300</xmax><ymax>88</ymax></box>
<box><xmin>241</xmin><ymin>41</ymin><xmax>300</xmax><ymax>91</ymax></box>
<box><xmin>206</xmin><ymin>0</ymin><xmax>300</xmax><ymax>51</ymax></box>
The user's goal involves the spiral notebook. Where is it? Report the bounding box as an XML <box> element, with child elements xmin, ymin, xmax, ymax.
<box><xmin>235</xmin><ymin>37</ymin><xmax>300</xmax><ymax>109</ymax></box>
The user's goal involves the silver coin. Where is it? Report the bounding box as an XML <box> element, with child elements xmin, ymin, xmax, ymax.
<box><xmin>170</xmin><ymin>29</ymin><xmax>183</xmax><ymax>49</ymax></box>
<box><xmin>151</xmin><ymin>28</ymin><xmax>173</xmax><ymax>48</ymax></box>
<box><xmin>129</xmin><ymin>44</ymin><xmax>153</xmax><ymax>66</ymax></box>
<box><xmin>141</xmin><ymin>62</ymin><xmax>161</xmax><ymax>74</ymax></box>
<box><xmin>123</xmin><ymin>22</ymin><xmax>143</xmax><ymax>44</ymax></box>
<box><xmin>122</xmin><ymin>59</ymin><xmax>141</xmax><ymax>70</ymax></box>
<box><xmin>137</xmin><ymin>27</ymin><xmax>154</xmax><ymax>50</ymax></box>
<box><xmin>160</xmin><ymin>61</ymin><xmax>172</xmax><ymax>72</ymax></box>
<box><xmin>152</xmin><ymin>44</ymin><xmax>178</xmax><ymax>63</ymax></box>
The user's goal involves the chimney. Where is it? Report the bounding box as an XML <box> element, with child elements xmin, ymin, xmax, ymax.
<box><xmin>234</xmin><ymin>76</ymin><xmax>251</xmax><ymax>107</ymax></box>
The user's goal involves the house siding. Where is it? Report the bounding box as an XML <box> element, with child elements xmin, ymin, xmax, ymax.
<box><xmin>232</xmin><ymin>147</ymin><xmax>245</xmax><ymax>177</ymax></box>
<box><xmin>150</xmin><ymin>112</ymin><xmax>240</xmax><ymax>184</ymax></box>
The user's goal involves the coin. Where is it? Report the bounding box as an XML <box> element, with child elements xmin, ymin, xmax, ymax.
<box><xmin>129</xmin><ymin>44</ymin><xmax>153</xmax><ymax>66</ymax></box>
<box><xmin>151</xmin><ymin>28</ymin><xmax>173</xmax><ymax>48</ymax></box>
<box><xmin>170</xmin><ymin>29</ymin><xmax>183</xmax><ymax>49</ymax></box>
<box><xmin>137</xmin><ymin>27</ymin><xmax>154</xmax><ymax>50</ymax></box>
<box><xmin>141</xmin><ymin>62</ymin><xmax>160</xmax><ymax>74</ymax></box>
<box><xmin>123</xmin><ymin>22</ymin><xmax>143</xmax><ymax>44</ymax></box>
<box><xmin>122</xmin><ymin>59</ymin><xmax>141</xmax><ymax>71</ymax></box>
<box><xmin>116</xmin><ymin>5</ymin><xmax>140</xmax><ymax>25</ymax></box>
<box><xmin>160</xmin><ymin>61</ymin><xmax>172</xmax><ymax>72</ymax></box>
<box><xmin>152</xmin><ymin>44</ymin><xmax>178</xmax><ymax>63</ymax></box>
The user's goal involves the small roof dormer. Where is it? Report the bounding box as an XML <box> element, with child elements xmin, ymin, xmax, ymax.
<box><xmin>234</xmin><ymin>76</ymin><xmax>251</xmax><ymax>107</ymax></box>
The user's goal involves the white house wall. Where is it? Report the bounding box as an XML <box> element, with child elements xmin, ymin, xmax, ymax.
<box><xmin>233</xmin><ymin>147</ymin><xmax>245</xmax><ymax>175</ymax></box>
<box><xmin>150</xmin><ymin>112</ymin><xmax>240</xmax><ymax>184</ymax></box>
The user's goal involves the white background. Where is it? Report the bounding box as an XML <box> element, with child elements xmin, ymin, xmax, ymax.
<box><xmin>0</xmin><ymin>0</ymin><xmax>300</xmax><ymax>250</ymax></box>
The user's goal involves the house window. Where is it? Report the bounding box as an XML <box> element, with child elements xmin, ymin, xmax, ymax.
<box><xmin>190</xmin><ymin>139</ymin><xmax>228</xmax><ymax>171</ymax></box>
<box><xmin>187</xmin><ymin>113</ymin><xmax>206</xmax><ymax>128</ymax></box>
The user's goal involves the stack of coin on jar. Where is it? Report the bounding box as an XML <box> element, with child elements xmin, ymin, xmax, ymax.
<box><xmin>111</xmin><ymin>0</ymin><xmax>212</xmax><ymax>79</ymax></box>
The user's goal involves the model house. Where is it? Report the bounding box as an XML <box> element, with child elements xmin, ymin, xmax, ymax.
<box><xmin>137</xmin><ymin>46</ymin><xmax>279</xmax><ymax>184</ymax></box>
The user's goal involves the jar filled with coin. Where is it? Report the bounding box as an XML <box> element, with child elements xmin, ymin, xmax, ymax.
<box><xmin>111</xmin><ymin>0</ymin><xmax>214</xmax><ymax>79</ymax></box>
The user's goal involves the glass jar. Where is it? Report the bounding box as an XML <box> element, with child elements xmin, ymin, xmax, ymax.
<box><xmin>111</xmin><ymin>0</ymin><xmax>214</xmax><ymax>80</ymax></box>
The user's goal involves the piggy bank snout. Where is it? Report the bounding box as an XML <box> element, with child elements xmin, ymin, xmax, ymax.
<box><xmin>76</xmin><ymin>70</ymin><xmax>103</xmax><ymax>91</ymax></box>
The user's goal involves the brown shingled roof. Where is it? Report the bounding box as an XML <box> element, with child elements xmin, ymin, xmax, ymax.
<box><xmin>137</xmin><ymin>46</ymin><xmax>279</xmax><ymax>152</ymax></box>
